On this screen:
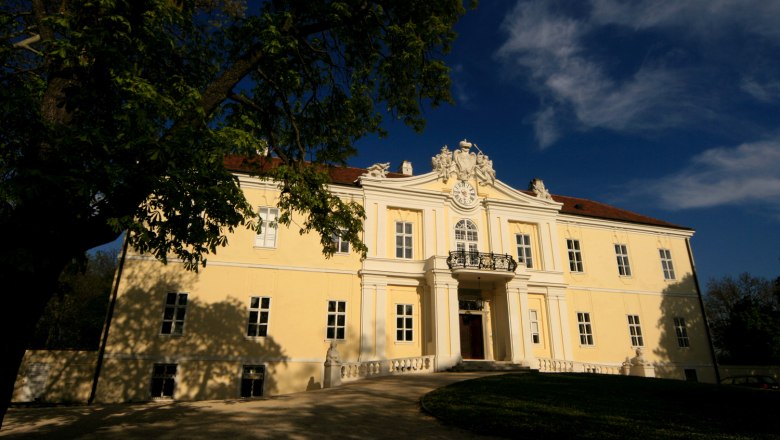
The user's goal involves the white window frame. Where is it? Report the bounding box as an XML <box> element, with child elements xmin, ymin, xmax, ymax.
<box><xmin>160</xmin><ymin>292</ymin><xmax>188</xmax><ymax>335</ymax></box>
<box><xmin>659</xmin><ymin>248</ymin><xmax>676</xmax><ymax>280</ymax></box>
<box><xmin>326</xmin><ymin>300</ymin><xmax>347</xmax><ymax>340</ymax></box>
<box><xmin>255</xmin><ymin>206</ymin><xmax>279</xmax><ymax>248</ymax></box>
<box><xmin>395</xmin><ymin>221</ymin><xmax>413</xmax><ymax>259</ymax></box>
<box><xmin>674</xmin><ymin>317</ymin><xmax>690</xmax><ymax>348</ymax></box>
<box><xmin>395</xmin><ymin>304</ymin><xmax>414</xmax><ymax>342</ymax></box>
<box><xmin>454</xmin><ymin>219</ymin><xmax>479</xmax><ymax>252</ymax></box>
<box><xmin>628</xmin><ymin>315</ymin><xmax>644</xmax><ymax>347</ymax></box>
<box><xmin>330</xmin><ymin>230</ymin><xmax>350</xmax><ymax>254</ymax></box>
<box><xmin>515</xmin><ymin>233</ymin><xmax>533</xmax><ymax>269</ymax></box>
<box><xmin>566</xmin><ymin>239</ymin><xmax>584</xmax><ymax>272</ymax></box>
<box><xmin>529</xmin><ymin>309</ymin><xmax>540</xmax><ymax>344</ymax></box>
<box><xmin>577</xmin><ymin>312</ymin><xmax>594</xmax><ymax>346</ymax></box>
<box><xmin>246</xmin><ymin>296</ymin><xmax>271</xmax><ymax>338</ymax></box>
<box><xmin>615</xmin><ymin>244</ymin><xmax>632</xmax><ymax>276</ymax></box>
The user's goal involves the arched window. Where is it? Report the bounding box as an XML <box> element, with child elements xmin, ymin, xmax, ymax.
<box><xmin>454</xmin><ymin>219</ymin><xmax>478</xmax><ymax>253</ymax></box>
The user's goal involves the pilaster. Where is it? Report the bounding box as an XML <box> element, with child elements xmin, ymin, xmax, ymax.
<box><xmin>505</xmin><ymin>275</ymin><xmax>533</xmax><ymax>366</ymax></box>
<box><xmin>358</xmin><ymin>276</ymin><xmax>388</xmax><ymax>361</ymax></box>
<box><xmin>545</xmin><ymin>287</ymin><xmax>572</xmax><ymax>360</ymax></box>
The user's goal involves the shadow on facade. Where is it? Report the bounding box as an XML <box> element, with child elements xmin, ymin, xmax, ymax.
<box><xmin>652</xmin><ymin>274</ymin><xmax>714</xmax><ymax>381</ymax></box>
<box><xmin>96</xmin><ymin>264</ymin><xmax>288</xmax><ymax>402</ymax></box>
<box><xmin>13</xmin><ymin>349</ymin><xmax>97</xmax><ymax>404</ymax></box>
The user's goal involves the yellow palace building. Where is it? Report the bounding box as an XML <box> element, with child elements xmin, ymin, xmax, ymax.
<box><xmin>93</xmin><ymin>140</ymin><xmax>716</xmax><ymax>402</ymax></box>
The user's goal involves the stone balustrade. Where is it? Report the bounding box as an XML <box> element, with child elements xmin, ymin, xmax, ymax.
<box><xmin>536</xmin><ymin>357</ymin><xmax>621</xmax><ymax>375</ymax></box>
<box><xmin>340</xmin><ymin>355</ymin><xmax>435</xmax><ymax>382</ymax></box>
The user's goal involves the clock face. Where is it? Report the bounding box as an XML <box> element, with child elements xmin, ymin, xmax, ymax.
<box><xmin>453</xmin><ymin>181</ymin><xmax>477</xmax><ymax>207</ymax></box>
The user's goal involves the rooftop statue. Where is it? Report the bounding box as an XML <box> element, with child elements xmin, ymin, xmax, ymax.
<box><xmin>362</xmin><ymin>162</ymin><xmax>390</xmax><ymax>179</ymax></box>
<box><xmin>529</xmin><ymin>178</ymin><xmax>553</xmax><ymax>201</ymax></box>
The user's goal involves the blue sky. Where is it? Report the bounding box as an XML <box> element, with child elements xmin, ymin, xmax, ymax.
<box><xmin>351</xmin><ymin>0</ymin><xmax>780</xmax><ymax>286</ymax></box>
<box><xmin>94</xmin><ymin>1</ymin><xmax>779</xmax><ymax>287</ymax></box>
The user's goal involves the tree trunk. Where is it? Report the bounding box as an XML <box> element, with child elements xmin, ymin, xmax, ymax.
<box><xmin>0</xmin><ymin>261</ymin><xmax>63</xmax><ymax>430</ymax></box>
<box><xmin>0</xmin><ymin>200</ymin><xmax>80</xmax><ymax>429</ymax></box>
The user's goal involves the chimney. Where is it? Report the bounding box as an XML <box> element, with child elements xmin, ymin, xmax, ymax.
<box><xmin>399</xmin><ymin>160</ymin><xmax>413</xmax><ymax>176</ymax></box>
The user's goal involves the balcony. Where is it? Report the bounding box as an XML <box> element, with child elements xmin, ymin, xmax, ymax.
<box><xmin>446</xmin><ymin>251</ymin><xmax>518</xmax><ymax>273</ymax></box>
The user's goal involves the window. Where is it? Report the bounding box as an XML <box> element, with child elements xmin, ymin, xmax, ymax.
<box><xmin>614</xmin><ymin>244</ymin><xmax>631</xmax><ymax>276</ymax></box>
<box><xmin>516</xmin><ymin>234</ymin><xmax>533</xmax><ymax>268</ymax></box>
<box><xmin>395</xmin><ymin>222</ymin><xmax>413</xmax><ymax>259</ymax></box>
<box><xmin>160</xmin><ymin>293</ymin><xmax>188</xmax><ymax>335</ymax></box>
<box><xmin>529</xmin><ymin>310</ymin><xmax>540</xmax><ymax>344</ymax></box>
<box><xmin>326</xmin><ymin>300</ymin><xmax>346</xmax><ymax>340</ymax></box>
<box><xmin>455</xmin><ymin>219</ymin><xmax>478</xmax><ymax>252</ymax></box>
<box><xmin>628</xmin><ymin>315</ymin><xmax>644</xmax><ymax>347</ymax></box>
<box><xmin>455</xmin><ymin>219</ymin><xmax>478</xmax><ymax>265</ymax></box>
<box><xmin>150</xmin><ymin>364</ymin><xmax>177</xmax><ymax>399</ymax></box>
<box><xmin>255</xmin><ymin>206</ymin><xmax>279</xmax><ymax>248</ymax></box>
<box><xmin>659</xmin><ymin>249</ymin><xmax>676</xmax><ymax>280</ymax></box>
<box><xmin>577</xmin><ymin>312</ymin><xmax>594</xmax><ymax>346</ymax></box>
<box><xmin>566</xmin><ymin>239</ymin><xmax>583</xmax><ymax>272</ymax></box>
<box><xmin>330</xmin><ymin>230</ymin><xmax>349</xmax><ymax>254</ymax></box>
<box><xmin>240</xmin><ymin>365</ymin><xmax>265</xmax><ymax>397</ymax></box>
<box><xmin>684</xmin><ymin>369</ymin><xmax>698</xmax><ymax>382</ymax></box>
<box><xmin>247</xmin><ymin>297</ymin><xmax>271</xmax><ymax>338</ymax></box>
<box><xmin>396</xmin><ymin>304</ymin><xmax>414</xmax><ymax>342</ymax></box>
<box><xmin>674</xmin><ymin>317</ymin><xmax>690</xmax><ymax>347</ymax></box>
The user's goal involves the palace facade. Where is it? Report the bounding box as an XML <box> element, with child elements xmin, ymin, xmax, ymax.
<box><xmin>93</xmin><ymin>140</ymin><xmax>716</xmax><ymax>402</ymax></box>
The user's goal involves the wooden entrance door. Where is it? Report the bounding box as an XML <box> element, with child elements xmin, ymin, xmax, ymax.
<box><xmin>459</xmin><ymin>313</ymin><xmax>485</xmax><ymax>359</ymax></box>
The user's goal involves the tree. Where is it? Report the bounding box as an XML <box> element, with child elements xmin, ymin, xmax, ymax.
<box><xmin>29</xmin><ymin>250</ymin><xmax>117</xmax><ymax>351</ymax></box>
<box><xmin>704</xmin><ymin>273</ymin><xmax>780</xmax><ymax>364</ymax></box>
<box><xmin>0</xmin><ymin>0</ymin><xmax>469</xmax><ymax>426</ymax></box>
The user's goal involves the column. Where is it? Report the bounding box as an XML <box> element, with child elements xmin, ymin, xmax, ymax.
<box><xmin>425</xmin><ymin>261</ymin><xmax>460</xmax><ymax>370</ymax></box>
<box><xmin>504</xmin><ymin>276</ymin><xmax>533</xmax><ymax>366</ymax></box>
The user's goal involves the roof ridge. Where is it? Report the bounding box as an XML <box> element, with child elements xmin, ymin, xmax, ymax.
<box><xmin>223</xmin><ymin>156</ymin><xmax>691</xmax><ymax>231</ymax></box>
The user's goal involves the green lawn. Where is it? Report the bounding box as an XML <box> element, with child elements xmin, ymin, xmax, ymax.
<box><xmin>422</xmin><ymin>373</ymin><xmax>780</xmax><ymax>439</ymax></box>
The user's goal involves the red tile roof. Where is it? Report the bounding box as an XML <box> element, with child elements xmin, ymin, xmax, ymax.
<box><xmin>225</xmin><ymin>156</ymin><xmax>691</xmax><ymax>231</ymax></box>
<box><xmin>550</xmin><ymin>194</ymin><xmax>691</xmax><ymax>230</ymax></box>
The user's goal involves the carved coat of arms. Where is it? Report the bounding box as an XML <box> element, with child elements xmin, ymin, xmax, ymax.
<box><xmin>432</xmin><ymin>139</ymin><xmax>496</xmax><ymax>185</ymax></box>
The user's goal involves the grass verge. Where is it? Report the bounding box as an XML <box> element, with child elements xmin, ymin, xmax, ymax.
<box><xmin>423</xmin><ymin>373</ymin><xmax>780</xmax><ymax>439</ymax></box>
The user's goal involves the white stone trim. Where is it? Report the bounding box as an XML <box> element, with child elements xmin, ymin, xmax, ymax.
<box><xmin>125</xmin><ymin>255</ymin><xmax>359</xmax><ymax>276</ymax></box>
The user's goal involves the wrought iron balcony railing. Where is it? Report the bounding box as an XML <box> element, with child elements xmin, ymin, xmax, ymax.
<box><xmin>446</xmin><ymin>250</ymin><xmax>518</xmax><ymax>272</ymax></box>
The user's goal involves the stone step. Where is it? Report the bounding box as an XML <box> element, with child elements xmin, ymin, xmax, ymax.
<box><xmin>448</xmin><ymin>360</ymin><xmax>533</xmax><ymax>372</ymax></box>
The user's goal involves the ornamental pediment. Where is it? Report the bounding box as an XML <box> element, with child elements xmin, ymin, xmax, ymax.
<box><xmin>432</xmin><ymin>139</ymin><xmax>496</xmax><ymax>185</ymax></box>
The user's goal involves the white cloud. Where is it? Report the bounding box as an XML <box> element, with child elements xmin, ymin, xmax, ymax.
<box><xmin>533</xmin><ymin>106</ymin><xmax>560</xmax><ymax>148</ymax></box>
<box><xmin>630</xmin><ymin>139</ymin><xmax>780</xmax><ymax>210</ymax></box>
<box><xmin>450</xmin><ymin>64</ymin><xmax>470</xmax><ymax>105</ymax></box>
<box><xmin>496</xmin><ymin>0</ymin><xmax>780</xmax><ymax>147</ymax></box>
<box><xmin>591</xmin><ymin>0</ymin><xmax>780</xmax><ymax>42</ymax></box>
<box><xmin>740</xmin><ymin>78</ymin><xmax>780</xmax><ymax>103</ymax></box>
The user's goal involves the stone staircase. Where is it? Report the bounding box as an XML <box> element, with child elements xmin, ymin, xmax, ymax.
<box><xmin>448</xmin><ymin>360</ymin><xmax>533</xmax><ymax>373</ymax></box>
